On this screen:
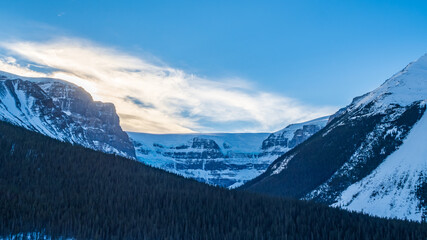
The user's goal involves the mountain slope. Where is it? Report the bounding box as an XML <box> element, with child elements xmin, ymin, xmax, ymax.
<box><xmin>0</xmin><ymin>71</ymin><xmax>135</xmax><ymax>158</ymax></box>
<box><xmin>0</xmin><ymin>120</ymin><xmax>426</xmax><ymax>239</ymax></box>
<box><xmin>241</xmin><ymin>54</ymin><xmax>427</xmax><ymax>221</ymax></box>
<box><xmin>332</xmin><ymin>110</ymin><xmax>427</xmax><ymax>221</ymax></box>
<box><xmin>128</xmin><ymin>116</ymin><xmax>328</xmax><ymax>188</ymax></box>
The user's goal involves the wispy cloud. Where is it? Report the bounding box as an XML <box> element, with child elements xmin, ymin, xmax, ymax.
<box><xmin>0</xmin><ymin>38</ymin><xmax>336</xmax><ymax>133</ymax></box>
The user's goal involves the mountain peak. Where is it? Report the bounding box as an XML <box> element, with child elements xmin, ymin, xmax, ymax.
<box><xmin>406</xmin><ymin>53</ymin><xmax>427</xmax><ymax>70</ymax></box>
<box><xmin>350</xmin><ymin>54</ymin><xmax>427</xmax><ymax>111</ymax></box>
<box><xmin>241</xmin><ymin>55</ymin><xmax>426</xmax><ymax>221</ymax></box>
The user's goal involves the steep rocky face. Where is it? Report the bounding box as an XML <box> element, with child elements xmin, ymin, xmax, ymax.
<box><xmin>129</xmin><ymin>116</ymin><xmax>328</xmax><ymax>188</ymax></box>
<box><xmin>241</xmin><ymin>54</ymin><xmax>427</xmax><ymax>222</ymax></box>
<box><xmin>130</xmin><ymin>133</ymin><xmax>270</xmax><ymax>188</ymax></box>
<box><xmin>260</xmin><ymin>116</ymin><xmax>329</xmax><ymax>156</ymax></box>
<box><xmin>0</xmin><ymin>71</ymin><xmax>135</xmax><ymax>158</ymax></box>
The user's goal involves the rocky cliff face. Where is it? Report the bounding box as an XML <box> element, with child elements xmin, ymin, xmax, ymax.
<box><xmin>260</xmin><ymin>116</ymin><xmax>329</xmax><ymax>156</ymax></box>
<box><xmin>241</xmin><ymin>54</ymin><xmax>427</xmax><ymax>222</ymax></box>
<box><xmin>129</xmin><ymin>116</ymin><xmax>328</xmax><ymax>188</ymax></box>
<box><xmin>0</xmin><ymin>71</ymin><xmax>135</xmax><ymax>158</ymax></box>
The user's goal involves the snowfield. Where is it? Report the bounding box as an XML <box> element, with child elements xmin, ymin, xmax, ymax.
<box><xmin>333</xmin><ymin>104</ymin><xmax>427</xmax><ymax>221</ymax></box>
<box><xmin>129</xmin><ymin>116</ymin><xmax>329</xmax><ymax>188</ymax></box>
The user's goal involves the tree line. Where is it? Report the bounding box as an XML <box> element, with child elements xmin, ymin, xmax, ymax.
<box><xmin>0</xmin><ymin>121</ymin><xmax>425</xmax><ymax>239</ymax></box>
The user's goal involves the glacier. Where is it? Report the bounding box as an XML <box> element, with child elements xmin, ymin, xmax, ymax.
<box><xmin>129</xmin><ymin>116</ymin><xmax>329</xmax><ymax>188</ymax></box>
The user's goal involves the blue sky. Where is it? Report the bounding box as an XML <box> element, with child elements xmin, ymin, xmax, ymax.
<box><xmin>0</xmin><ymin>0</ymin><xmax>426</xmax><ymax>133</ymax></box>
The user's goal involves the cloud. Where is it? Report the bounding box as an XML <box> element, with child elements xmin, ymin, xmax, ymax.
<box><xmin>125</xmin><ymin>96</ymin><xmax>155</xmax><ymax>109</ymax></box>
<box><xmin>0</xmin><ymin>38</ymin><xmax>337</xmax><ymax>133</ymax></box>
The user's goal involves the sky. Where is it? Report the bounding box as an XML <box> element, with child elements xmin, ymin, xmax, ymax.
<box><xmin>0</xmin><ymin>0</ymin><xmax>426</xmax><ymax>133</ymax></box>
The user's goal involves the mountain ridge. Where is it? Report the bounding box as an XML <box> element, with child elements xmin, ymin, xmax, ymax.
<box><xmin>0</xmin><ymin>71</ymin><xmax>136</xmax><ymax>158</ymax></box>
<box><xmin>129</xmin><ymin>116</ymin><xmax>329</xmax><ymax>188</ymax></box>
<box><xmin>240</xmin><ymin>54</ymin><xmax>427</xmax><ymax>221</ymax></box>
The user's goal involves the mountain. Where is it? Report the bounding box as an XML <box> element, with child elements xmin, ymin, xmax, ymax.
<box><xmin>260</xmin><ymin>116</ymin><xmax>329</xmax><ymax>156</ymax></box>
<box><xmin>0</xmin><ymin>69</ymin><xmax>328</xmax><ymax>188</ymax></box>
<box><xmin>128</xmin><ymin>116</ymin><xmax>328</xmax><ymax>188</ymax></box>
<box><xmin>128</xmin><ymin>132</ymin><xmax>270</xmax><ymax>188</ymax></box>
<box><xmin>241</xmin><ymin>54</ymin><xmax>427</xmax><ymax>222</ymax></box>
<box><xmin>0</xmin><ymin>71</ymin><xmax>135</xmax><ymax>158</ymax></box>
<box><xmin>1</xmin><ymin>120</ymin><xmax>425</xmax><ymax>239</ymax></box>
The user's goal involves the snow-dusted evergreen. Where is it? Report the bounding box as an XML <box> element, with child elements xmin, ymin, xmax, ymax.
<box><xmin>242</xmin><ymin>54</ymin><xmax>427</xmax><ymax>222</ymax></box>
<box><xmin>129</xmin><ymin>116</ymin><xmax>328</xmax><ymax>188</ymax></box>
<box><xmin>0</xmin><ymin>71</ymin><xmax>135</xmax><ymax>158</ymax></box>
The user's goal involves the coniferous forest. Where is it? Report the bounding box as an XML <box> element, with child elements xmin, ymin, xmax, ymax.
<box><xmin>0</xmin><ymin>121</ymin><xmax>426</xmax><ymax>240</ymax></box>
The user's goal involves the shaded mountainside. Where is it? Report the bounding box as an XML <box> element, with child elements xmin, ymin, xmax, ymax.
<box><xmin>241</xmin><ymin>54</ymin><xmax>427</xmax><ymax>221</ymax></box>
<box><xmin>128</xmin><ymin>116</ymin><xmax>328</xmax><ymax>188</ymax></box>
<box><xmin>0</xmin><ymin>71</ymin><xmax>135</xmax><ymax>158</ymax></box>
<box><xmin>331</xmin><ymin>110</ymin><xmax>427</xmax><ymax>221</ymax></box>
<box><xmin>0</xmin><ymin>121</ymin><xmax>426</xmax><ymax>240</ymax></box>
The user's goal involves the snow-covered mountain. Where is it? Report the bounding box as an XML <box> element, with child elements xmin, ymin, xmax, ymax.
<box><xmin>0</xmin><ymin>71</ymin><xmax>135</xmax><ymax>158</ymax></box>
<box><xmin>129</xmin><ymin>116</ymin><xmax>328</xmax><ymax>188</ymax></box>
<box><xmin>241</xmin><ymin>54</ymin><xmax>427</xmax><ymax>222</ymax></box>
<box><xmin>0</xmin><ymin>70</ymin><xmax>328</xmax><ymax>188</ymax></box>
<box><xmin>260</xmin><ymin>116</ymin><xmax>329</xmax><ymax>157</ymax></box>
<box><xmin>332</xmin><ymin>112</ymin><xmax>427</xmax><ymax>221</ymax></box>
